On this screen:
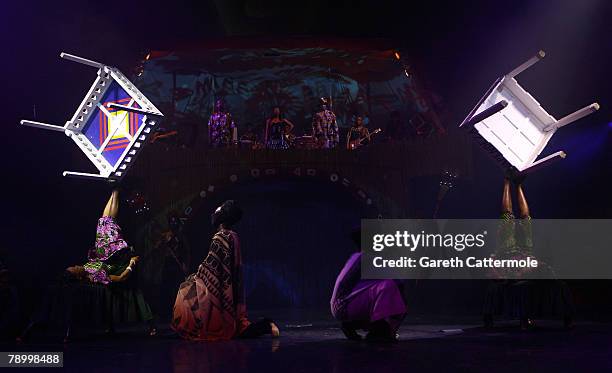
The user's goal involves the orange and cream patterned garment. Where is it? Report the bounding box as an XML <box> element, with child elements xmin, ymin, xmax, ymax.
<box><xmin>171</xmin><ymin>229</ymin><xmax>250</xmax><ymax>341</ymax></box>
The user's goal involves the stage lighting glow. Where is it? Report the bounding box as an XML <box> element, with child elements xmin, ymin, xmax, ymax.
<box><xmin>394</xmin><ymin>51</ymin><xmax>401</xmax><ymax>60</ymax></box>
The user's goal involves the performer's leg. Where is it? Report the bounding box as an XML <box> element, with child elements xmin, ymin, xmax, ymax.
<box><xmin>365</xmin><ymin>280</ymin><xmax>407</xmax><ymax>342</ymax></box>
<box><xmin>102</xmin><ymin>190</ymin><xmax>120</xmax><ymax>218</ymax></box>
<box><xmin>238</xmin><ymin>318</ymin><xmax>279</xmax><ymax>338</ymax></box>
<box><xmin>102</xmin><ymin>192</ymin><xmax>113</xmax><ymax>217</ymax></box>
<box><xmin>502</xmin><ymin>178</ymin><xmax>513</xmax><ymax>215</ymax></box>
<box><xmin>516</xmin><ymin>184</ymin><xmax>530</xmax><ymax>219</ymax></box>
<box><xmin>341</xmin><ymin>320</ymin><xmax>366</xmax><ymax>340</ymax></box>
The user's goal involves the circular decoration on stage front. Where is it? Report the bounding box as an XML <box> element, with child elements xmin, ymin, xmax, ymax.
<box><xmin>176</xmin><ymin>167</ymin><xmax>382</xmax><ymax>229</ymax></box>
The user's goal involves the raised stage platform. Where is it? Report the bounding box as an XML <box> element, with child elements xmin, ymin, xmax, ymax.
<box><xmin>129</xmin><ymin>133</ymin><xmax>472</xmax><ymax>219</ymax></box>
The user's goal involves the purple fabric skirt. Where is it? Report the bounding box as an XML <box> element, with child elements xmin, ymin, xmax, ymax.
<box><xmin>331</xmin><ymin>253</ymin><xmax>406</xmax><ymax>326</ymax></box>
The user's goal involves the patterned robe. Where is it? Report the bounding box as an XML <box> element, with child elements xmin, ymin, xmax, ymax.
<box><xmin>312</xmin><ymin>109</ymin><xmax>339</xmax><ymax>148</ymax></box>
<box><xmin>208</xmin><ymin>112</ymin><xmax>235</xmax><ymax>147</ymax></box>
<box><xmin>171</xmin><ymin>229</ymin><xmax>250</xmax><ymax>341</ymax></box>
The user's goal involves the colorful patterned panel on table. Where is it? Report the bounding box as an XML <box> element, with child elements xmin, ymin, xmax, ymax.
<box><xmin>82</xmin><ymin>81</ymin><xmax>144</xmax><ymax>168</ymax></box>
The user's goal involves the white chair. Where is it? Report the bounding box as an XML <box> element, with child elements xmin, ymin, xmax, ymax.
<box><xmin>460</xmin><ymin>50</ymin><xmax>599</xmax><ymax>173</ymax></box>
<box><xmin>20</xmin><ymin>53</ymin><xmax>163</xmax><ymax>181</ymax></box>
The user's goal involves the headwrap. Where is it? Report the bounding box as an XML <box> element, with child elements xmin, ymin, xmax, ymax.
<box><xmin>211</xmin><ymin>200</ymin><xmax>243</xmax><ymax>228</ymax></box>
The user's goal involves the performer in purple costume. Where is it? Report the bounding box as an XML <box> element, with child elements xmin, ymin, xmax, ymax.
<box><xmin>330</xmin><ymin>228</ymin><xmax>407</xmax><ymax>342</ymax></box>
<box><xmin>208</xmin><ymin>99</ymin><xmax>236</xmax><ymax>147</ymax></box>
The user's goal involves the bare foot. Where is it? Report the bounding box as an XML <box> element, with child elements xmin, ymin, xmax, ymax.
<box><xmin>270</xmin><ymin>322</ymin><xmax>280</xmax><ymax>337</ymax></box>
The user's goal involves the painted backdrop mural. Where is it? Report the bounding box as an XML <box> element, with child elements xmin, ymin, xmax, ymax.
<box><xmin>136</xmin><ymin>39</ymin><xmax>443</xmax><ymax>140</ymax></box>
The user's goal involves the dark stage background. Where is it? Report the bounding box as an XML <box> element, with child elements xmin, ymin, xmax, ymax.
<box><xmin>1</xmin><ymin>0</ymin><xmax>611</xmax><ymax>330</ymax></box>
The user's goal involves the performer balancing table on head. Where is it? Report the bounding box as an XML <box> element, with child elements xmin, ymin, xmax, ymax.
<box><xmin>172</xmin><ymin>200</ymin><xmax>280</xmax><ymax>341</ymax></box>
<box><xmin>482</xmin><ymin>173</ymin><xmax>574</xmax><ymax>330</ymax></box>
<box><xmin>265</xmin><ymin>106</ymin><xmax>294</xmax><ymax>149</ymax></box>
<box><xmin>208</xmin><ymin>99</ymin><xmax>236</xmax><ymax>148</ymax></box>
<box><xmin>312</xmin><ymin>97</ymin><xmax>339</xmax><ymax>149</ymax></box>
<box><xmin>23</xmin><ymin>189</ymin><xmax>156</xmax><ymax>340</ymax></box>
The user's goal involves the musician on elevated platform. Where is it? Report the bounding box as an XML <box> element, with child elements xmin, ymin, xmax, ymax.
<box><xmin>265</xmin><ymin>106</ymin><xmax>294</xmax><ymax>150</ymax></box>
<box><xmin>312</xmin><ymin>97</ymin><xmax>339</xmax><ymax>149</ymax></box>
<box><xmin>208</xmin><ymin>99</ymin><xmax>236</xmax><ymax>148</ymax></box>
<box><xmin>346</xmin><ymin>114</ymin><xmax>371</xmax><ymax>150</ymax></box>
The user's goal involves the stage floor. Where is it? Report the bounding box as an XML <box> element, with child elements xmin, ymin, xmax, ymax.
<box><xmin>4</xmin><ymin>315</ymin><xmax>612</xmax><ymax>372</ymax></box>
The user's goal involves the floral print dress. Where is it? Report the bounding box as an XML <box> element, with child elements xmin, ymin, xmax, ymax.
<box><xmin>208</xmin><ymin>112</ymin><xmax>236</xmax><ymax>147</ymax></box>
<box><xmin>83</xmin><ymin>216</ymin><xmax>130</xmax><ymax>284</ymax></box>
<box><xmin>312</xmin><ymin>110</ymin><xmax>339</xmax><ymax>148</ymax></box>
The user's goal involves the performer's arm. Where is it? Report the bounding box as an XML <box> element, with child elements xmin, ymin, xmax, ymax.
<box><xmin>331</xmin><ymin>115</ymin><xmax>339</xmax><ymax>141</ymax></box>
<box><xmin>312</xmin><ymin>115</ymin><xmax>322</xmax><ymax>135</ymax></box>
<box><xmin>264</xmin><ymin>119</ymin><xmax>270</xmax><ymax>143</ymax></box>
<box><xmin>109</xmin><ymin>256</ymin><xmax>139</xmax><ymax>282</ymax></box>
<box><xmin>346</xmin><ymin>128</ymin><xmax>352</xmax><ymax>149</ymax></box>
<box><xmin>283</xmin><ymin>119</ymin><xmax>294</xmax><ymax>133</ymax></box>
<box><xmin>364</xmin><ymin>128</ymin><xmax>371</xmax><ymax>141</ymax></box>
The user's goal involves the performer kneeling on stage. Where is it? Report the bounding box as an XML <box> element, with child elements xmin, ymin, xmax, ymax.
<box><xmin>331</xmin><ymin>227</ymin><xmax>407</xmax><ymax>342</ymax></box>
<box><xmin>65</xmin><ymin>189</ymin><xmax>140</xmax><ymax>284</ymax></box>
<box><xmin>172</xmin><ymin>200</ymin><xmax>280</xmax><ymax>340</ymax></box>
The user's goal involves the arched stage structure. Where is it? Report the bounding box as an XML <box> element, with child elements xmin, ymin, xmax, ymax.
<box><xmin>128</xmin><ymin>136</ymin><xmax>472</xmax><ymax>311</ymax></box>
<box><xmin>130</xmin><ymin>136</ymin><xmax>472</xmax><ymax>220</ymax></box>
